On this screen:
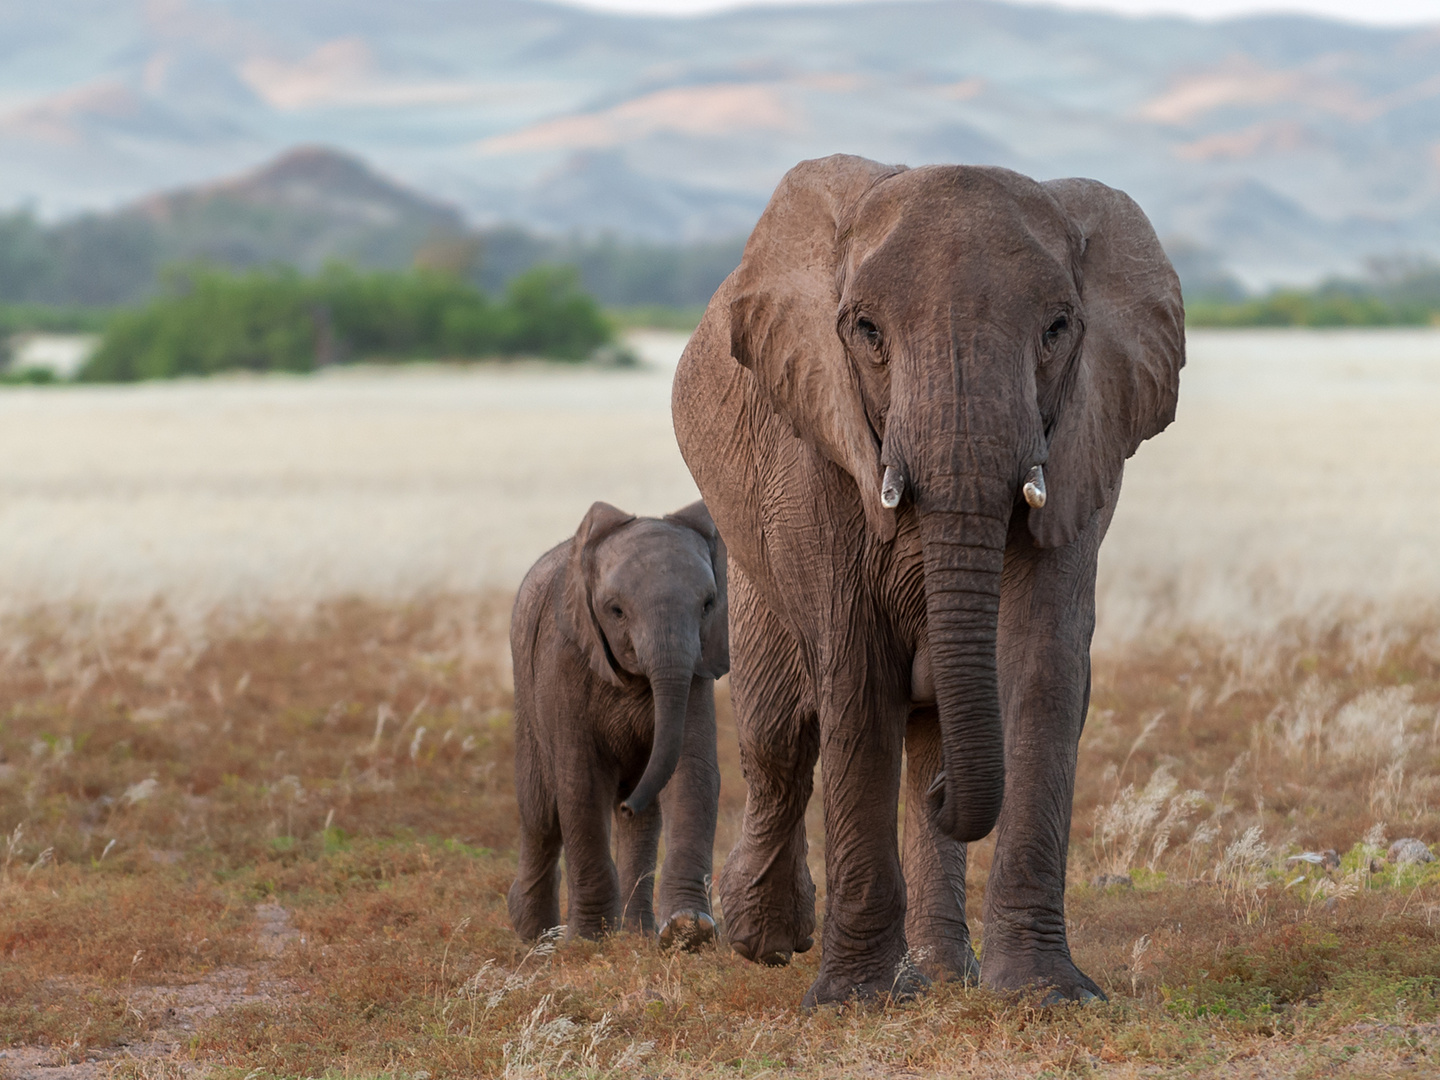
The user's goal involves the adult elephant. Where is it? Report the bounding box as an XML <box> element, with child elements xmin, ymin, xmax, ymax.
<box><xmin>672</xmin><ymin>155</ymin><xmax>1183</xmax><ymax>1006</ymax></box>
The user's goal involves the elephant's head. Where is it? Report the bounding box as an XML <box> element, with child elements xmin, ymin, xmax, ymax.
<box><xmin>561</xmin><ymin>500</ymin><xmax>729</xmax><ymax>817</ymax></box>
<box><xmin>728</xmin><ymin>155</ymin><xmax>1183</xmax><ymax>842</ymax></box>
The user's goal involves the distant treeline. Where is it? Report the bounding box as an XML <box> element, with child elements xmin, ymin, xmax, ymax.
<box><xmin>471</xmin><ymin>227</ymin><xmax>743</xmax><ymax>309</ymax></box>
<box><xmin>77</xmin><ymin>264</ymin><xmax>613</xmax><ymax>381</ymax></box>
<box><xmin>1187</xmin><ymin>260</ymin><xmax>1440</xmax><ymax>327</ymax></box>
<box><xmin>0</xmin><ymin>207</ymin><xmax>744</xmax><ymax>311</ymax></box>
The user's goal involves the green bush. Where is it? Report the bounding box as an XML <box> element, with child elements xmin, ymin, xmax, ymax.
<box><xmin>78</xmin><ymin>262</ymin><xmax>613</xmax><ymax>382</ymax></box>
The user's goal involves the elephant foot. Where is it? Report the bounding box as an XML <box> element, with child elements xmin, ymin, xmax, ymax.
<box><xmin>507</xmin><ymin>882</ymin><xmax>560</xmax><ymax>942</ymax></box>
<box><xmin>801</xmin><ymin>960</ymin><xmax>930</xmax><ymax>1009</ymax></box>
<box><xmin>658</xmin><ymin>910</ymin><xmax>716</xmax><ymax>952</ymax></box>
<box><xmin>728</xmin><ymin>927</ymin><xmax>814</xmax><ymax>967</ymax></box>
<box><xmin>908</xmin><ymin>937</ymin><xmax>980</xmax><ymax>986</ymax></box>
<box><xmin>716</xmin><ymin>841</ymin><xmax>816</xmax><ymax>968</ymax></box>
<box><xmin>983</xmin><ymin>951</ymin><xmax>1105</xmax><ymax>1004</ymax></box>
<box><xmin>564</xmin><ymin>906</ymin><xmax>622</xmax><ymax>942</ymax></box>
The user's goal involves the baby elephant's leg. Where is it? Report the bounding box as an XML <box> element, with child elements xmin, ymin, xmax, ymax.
<box><xmin>556</xmin><ymin>753</ymin><xmax>624</xmax><ymax>939</ymax></box>
<box><xmin>656</xmin><ymin>675</ymin><xmax>721</xmax><ymax>951</ymax></box>
<box><xmin>614</xmin><ymin>801</ymin><xmax>662</xmax><ymax>934</ymax></box>
<box><xmin>508</xmin><ymin>789</ymin><xmax>563</xmax><ymax>941</ymax></box>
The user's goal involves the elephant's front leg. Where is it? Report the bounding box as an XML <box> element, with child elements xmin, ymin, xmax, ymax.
<box><xmin>555</xmin><ymin>747</ymin><xmax>624</xmax><ymax>940</ymax></box>
<box><xmin>902</xmin><ymin>706</ymin><xmax>979</xmax><ymax>984</ymax></box>
<box><xmin>656</xmin><ymin>676</ymin><xmax>720</xmax><ymax>951</ymax></box>
<box><xmin>981</xmin><ymin>501</ymin><xmax>1114</xmax><ymax>1002</ymax></box>
<box><xmin>717</xmin><ymin>567</ymin><xmax>818</xmax><ymax>967</ymax></box>
<box><xmin>613</xmin><ymin>800</ymin><xmax>661</xmax><ymax>935</ymax></box>
<box><xmin>804</xmin><ymin>677</ymin><xmax>912</xmax><ymax>1007</ymax></box>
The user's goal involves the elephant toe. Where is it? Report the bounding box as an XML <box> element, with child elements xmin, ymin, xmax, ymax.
<box><xmin>658</xmin><ymin>910</ymin><xmax>716</xmax><ymax>952</ymax></box>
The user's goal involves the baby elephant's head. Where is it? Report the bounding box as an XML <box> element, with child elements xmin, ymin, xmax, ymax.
<box><xmin>562</xmin><ymin>500</ymin><xmax>729</xmax><ymax>816</ymax></box>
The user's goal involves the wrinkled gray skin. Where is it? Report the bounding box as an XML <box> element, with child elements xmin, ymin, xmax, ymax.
<box><xmin>672</xmin><ymin>156</ymin><xmax>1184</xmax><ymax>1006</ymax></box>
<box><xmin>508</xmin><ymin>500</ymin><xmax>729</xmax><ymax>949</ymax></box>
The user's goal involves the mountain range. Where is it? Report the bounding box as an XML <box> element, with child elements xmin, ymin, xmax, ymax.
<box><xmin>2</xmin><ymin>0</ymin><xmax>1439</xmax><ymax>289</ymax></box>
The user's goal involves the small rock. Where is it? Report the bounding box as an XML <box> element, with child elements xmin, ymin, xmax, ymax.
<box><xmin>1090</xmin><ymin>873</ymin><xmax>1134</xmax><ymax>889</ymax></box>
<box><xmin>1388</xmin><ymin>838</ymin><xmax>1434</xmax><ymax>865</ymax></box>
<box><xmin>1286</xmin><ymin>850</ymin><xmax>1340</xmax><ymax>869</ymax></box>
<box><xmin>123</xmin><ymin>778</ymin><xmax>159</xmax><ymax>804</ymax></box>
<box><xmin>1370</xmin><ymin>857</ymin><xmax>1386</xmax><ymax>875</ymax></box>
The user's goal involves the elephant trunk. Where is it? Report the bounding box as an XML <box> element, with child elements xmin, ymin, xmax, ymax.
<box><xmin>918</xmin><ymin>499</ymin><xmax>1008</xmax><ymax>843</ymax></box>
<box><xmin>619</xmin><ymin>669</ymin><xmax>693</xmax><ymax>817</ymax></box>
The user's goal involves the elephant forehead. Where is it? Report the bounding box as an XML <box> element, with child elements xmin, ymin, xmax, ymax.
<box><xmin>846</xmin><ymin>166</ymin><xmax>1076</xmax><ymax>284</ymax></box>
<box><xmin>595</xmin><ymin>521</ymin><xmax>713</xmax><ymax>593</ymax></box>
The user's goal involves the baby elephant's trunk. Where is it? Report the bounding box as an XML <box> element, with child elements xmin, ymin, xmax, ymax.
<box><xmin>618</xmin><ymin>670</ymin><xmax>692</xmax><ymax>817</ymax></box>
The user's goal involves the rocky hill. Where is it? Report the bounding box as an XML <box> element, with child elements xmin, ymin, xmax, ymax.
<box><xmin>1</xmin><ymin>0</ymin><xmax>1438</xmax><ymax>288</ymax></box>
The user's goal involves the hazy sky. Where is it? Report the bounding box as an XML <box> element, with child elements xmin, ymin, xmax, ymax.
<box><xmin>566</xmin><ymin>0</ymin><xmax>1440</xmax><ymax>25</ymax></box>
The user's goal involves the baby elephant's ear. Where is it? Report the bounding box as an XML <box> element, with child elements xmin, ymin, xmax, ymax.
<box><xmin>562</xmin><ymin>501</ymin><xmax>634</xmax><ymax>686</ymax></box>
<box><xmin>665</xmin><ymin>501</ymin><xmax>729</xmax><ymax>679</ymax></box>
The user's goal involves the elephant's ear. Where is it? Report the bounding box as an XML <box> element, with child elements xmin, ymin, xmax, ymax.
<box><xmin>728</xmin><ymin>154</ymin><xmax>905</xmax><ymax>542</ymax></box>
<box><xmin>1030</xmin><ymin>178</ymin><xmax>1185</xmax><ymax>548</ymax></box>
<box><xmin>561</xmin><ymin>501</ymin><xmax>635</xmax><ymax>687</ymax></box>
<box><xmin>665</xmin><ymin>500</ymin><xmax>729</xmax><ymax>679</ymax></box>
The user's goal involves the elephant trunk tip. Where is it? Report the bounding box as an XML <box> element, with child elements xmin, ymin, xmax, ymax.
<box><xmin>926</xmin><ymin>769</ymin><xmax>1004</xmax><ymax>843</ymax></box>
<box><xmin>619</xmin><ymin>777</ymin><xmax>663</xmax><ymax>818</ymax></box>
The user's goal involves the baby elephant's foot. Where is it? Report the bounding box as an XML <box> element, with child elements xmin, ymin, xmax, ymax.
<box><xmin>658</xmin><ymin>910</ymin><xmax>716</xmax><ymax>952</ymax></box>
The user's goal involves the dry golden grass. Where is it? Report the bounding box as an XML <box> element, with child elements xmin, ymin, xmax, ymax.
<box><xmin>3</xmin><ymin>598</ymin><xmax>1440</xmax><ymax>1078</ymax></box>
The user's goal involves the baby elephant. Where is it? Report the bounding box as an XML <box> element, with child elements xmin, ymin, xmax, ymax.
<box><xmin>508</xmin><ymin>499</ymin><xmax>727</xmax><ymax>949</ymax></box>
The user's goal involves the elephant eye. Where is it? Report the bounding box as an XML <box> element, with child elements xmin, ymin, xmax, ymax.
<box><xmin>857</xmin><ymin>317</ymin><xmax>882</xmax><ymax>350</ymax></box>
<box><xmin>608</xmin><ymin>604</ymin><xmax>624</xmax><ymax>620</ymax></box>
<box><xmin>1043</xmin><ymin>315</ymin><xmax>1069</xmax><ymax>348</ymax></box>
<box><xmin>702</xmin><ymin>597</ymin><xmax>715</xmax><ymax>616</ymax></box>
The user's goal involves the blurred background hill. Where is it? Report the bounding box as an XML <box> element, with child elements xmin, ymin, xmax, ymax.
<box><xmin>1</xmin><ymin>0</ymin><xmax>1439</xmax><ymax>307</ymax></box>
<box><xmin>0</xmin><ymin>146</ymin><xmax>745</xmax><ymax>310</ymax></box>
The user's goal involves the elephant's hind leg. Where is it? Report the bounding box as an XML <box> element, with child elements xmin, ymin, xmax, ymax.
<box><xmin>902</xmin><ymin>706</ymin><xmax>979</xmax><ymax>984</ymax></box>
<box><xmin>716</xmin><ymin>566</ymin><xmax>818</xmax><ymax>967</ymax></box>
<box><xmin>614</xmin><ymin>801</ymin><xmax>662</xmax><ymax>935</ymax></box>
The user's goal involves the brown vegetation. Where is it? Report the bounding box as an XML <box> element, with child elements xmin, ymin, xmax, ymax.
<box><xmin>3</xmin><ymin>598</ymin><xmax>1440</xmax><ymax>1078</ymax></box>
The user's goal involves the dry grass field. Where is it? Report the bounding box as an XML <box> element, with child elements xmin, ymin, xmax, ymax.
<box><xmin>3</xmin><ymin>329</ymin><xmax>1440</xmax><ymax>1078</ymax></box>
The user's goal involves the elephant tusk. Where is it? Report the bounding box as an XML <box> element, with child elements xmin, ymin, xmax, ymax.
<box><xmin>881</xmin><ymin>465</ymin><xmax>905</xmax><ymax>509</ymax></box>
<box><xmin>926</xmin><ymin>770</ymin><xmax>947</xmax><ymax>799</ymax></box>
<box><xmin>1023</xmin><ymin>464</ymin><xmax>1047</xmax><ymax>509</ymax></box>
